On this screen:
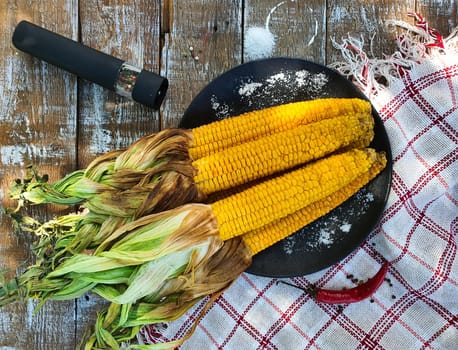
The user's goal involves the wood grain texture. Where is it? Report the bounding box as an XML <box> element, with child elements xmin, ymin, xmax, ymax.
<box><xmin>326</xmin><ymin>1</ymin><xmax>416</xmax><ymax>63</ymax></box>
<box><xmin>77</xmin><ymin>0</ymin><xmax>162</xmax><ymax>168</ymax></box>
<box><xmin>75</xmin><ymin>0</ymin><xmax>164</xmax><ymax>339</ymax></box>
<box><xmin>417</xmin><ymin>0</ymin><xmax>458</xmax><ymax>35</ymax></box>
<box><xmin>0</xmin><ymin>1</ymin><xmax>78</xmax><ymax>349</ymax></box>
<box><xmin>160</xmin><ymin>0</ymin><xmax>243</xmax><ymax>128</ymax></box>
<box><xmin>244</xmin><ymin>0</ymin><xmax>326</xmax><ymax>63</ymax></box>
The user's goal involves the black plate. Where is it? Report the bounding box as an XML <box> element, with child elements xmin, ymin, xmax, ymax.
<box><xmin>180</xmin><ymin>58</ymin><xmax>392</xmax><ymax>277</ymax></box>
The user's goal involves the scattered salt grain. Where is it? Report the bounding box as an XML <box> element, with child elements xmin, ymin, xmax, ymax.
<box><xmin>318</xmin><ymin>229</ymin><xmax>334</xmax><ymax>245</ymax></box>
<box><xmin>210</xmin><ymin>95</ymin><xmax>220</xmax><ymax>111</ymax></box>
<box><xmin>210</xmin><ymin>95</ymin><xmax>231</xmax><ymax>120</ymax></box>
<box><xmin>266</xmin><ymin>72</ymin><xmax>287</xmax><ymax>85</ymax></box>
<box><xmin>283</xmin><ymin>235</ymin><xmax>296</xmax><ymax>255</ymax></box>
<box><xmin>238</xmin><ymin>82</ymin><xmax>263</xmax><ymax>97</ymax></box>
<box><xmin>236</xmin><ymin>69</ymin><xmax>330</xmax><ymax>110</ymax></box>
<box><xmin>339</xmin><ymin>223</ymin><xmax>352</xmax><ymax>233</ymax></box>
<box><xmin>295</xmin><ymin>70</ymin><xmax>310</xmax><ymax>87</ymax></box>
<box><xmin>311</xmin><ymin>72</ymin><xmax>328</xmax><ymax>86</ymax></box>
<box><xmin>284</xmin><ymin>188</ymin><xmax>377</xmax><ymax>252</ymax></box>
<box><xmin>355</xmin><ymin>189</ymin><xmax>375</xmax><ymax>208</ymax></box>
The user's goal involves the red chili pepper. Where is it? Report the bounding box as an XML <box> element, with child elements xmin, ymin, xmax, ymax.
<box><xmin>278</xmin><ymin>261</ymin><xmax>390</xmax><ymax>304</ymax></box>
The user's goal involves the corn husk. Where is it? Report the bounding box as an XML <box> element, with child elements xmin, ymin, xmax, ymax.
<box><xmin>0</xmin><ymin>204</ymin><xmax>252</xmax><ymax>349</ymax></box>
<box><xmin>9</xmin><ymin>129</ymin><xmax>202</xmax><ymax>216</ymax></box>
<box><xmin>78</xmin><ymin>237</ymin><xmax>251</xmax><ymax>349</ymax></box>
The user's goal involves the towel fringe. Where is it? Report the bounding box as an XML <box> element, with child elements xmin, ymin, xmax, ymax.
<box><xmin>330</xmin><ymin>13</ymin><xmax>458</xmax><ymax>98</ymax></box>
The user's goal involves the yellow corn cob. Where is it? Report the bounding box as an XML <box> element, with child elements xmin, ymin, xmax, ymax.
<box><xmin>16</xmin><ymin>99</ymin><xmax>375</xmax><ymax>218</ymax></box>
<box><xmin>189</xmin><ymin>98</ymin><xmax>372</xmax><ymax>159</ymax></box>
<box><xmin>204</xmin><ymin>122</ymin><xmax>375</xmax><ymax>206</ymax></box>
<box><xmin>193</xmin><ymin>112</ymin><xmax>374</xmax><ymax>195</ymax></box>
<box><xmin>242</xmin><ymin>152</ymin><xmax>387</xmax><ymax>255</ymax></box>
<box><xmin>211</xmin><ymin>148</ymin><xmax>381</xmax><ymax>241</ymax></box>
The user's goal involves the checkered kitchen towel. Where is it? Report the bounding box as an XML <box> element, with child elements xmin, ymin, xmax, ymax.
<box><xmin>142</xmin><ymin>14</ymin><xmax>457</xmax><ymax>349</ymax></box>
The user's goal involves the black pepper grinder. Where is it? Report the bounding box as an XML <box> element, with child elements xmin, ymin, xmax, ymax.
<box><xmin>12</xmin><ymin>20</ymin><xmax>168</xmax><ymax>110</ymax></box>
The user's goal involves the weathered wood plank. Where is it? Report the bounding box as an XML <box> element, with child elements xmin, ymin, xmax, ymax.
<box><xmin>326</xmin><ymin>1</ymin><xmax>416</xmax><ymax>63</ymax></box>
<box><xmin>77</xmin><ymin>0</ymin><xmax>162</xmax><ymax>169</ymax></box>
<box><xmin>244</xmin><ymin>0</ymin><xmax>326</xmax><ymax>64</ymax></box>
<box><xmin>417</xmin><ymin>0</ymin><xmax>458</xmax><ymax>35</ymax></box>
<box><xmin>160</xmin><ymin>0</ymin><xmax>243</xmax><ymax>128</ymax></box>
<box><xmin>75</xmin><ymin>0</ymin><xmax>163</xmax><ymax>341</ymax></box>
<box><xmin>0</xmin><ymin>1</ymin><xmax>78</xmax><ymax>349</ymax></box>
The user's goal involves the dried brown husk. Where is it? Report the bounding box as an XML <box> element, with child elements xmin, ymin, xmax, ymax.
<box><xmin>75</xmin><ymin>210</ymin><xmax>252</xmax><ymax>350</ymax></box>
<box><xmin>10</xmin><ymin>129</ymin><xmax>204</xmax><ymax>216</ymax></box>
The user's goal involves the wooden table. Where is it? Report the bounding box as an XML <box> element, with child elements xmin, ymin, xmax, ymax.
<box><xmin>0</xmin><ymin>1</ymin><xmax>455</xmax><ymax>348</ymax></box>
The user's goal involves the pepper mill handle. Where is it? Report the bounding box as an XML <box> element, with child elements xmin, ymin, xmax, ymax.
<box><xmin>12</xmin><ymin>20</ymin><xmax>168</xmax><ymax>110</ymax></box>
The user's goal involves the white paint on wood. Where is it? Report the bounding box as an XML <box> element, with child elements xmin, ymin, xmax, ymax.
<box><xmin>0</xmin><ymin>56</ymin><xmax>18</xmax><ymax>121</ymax></box>
<box><xmin>0</xmin><ymin>144</ymin><xmax>66</xmax><ymax>167</ymax></box>
<box><xmin>328</xmin><ymin>5</ymin><xmax>350</xmax><ymax>23</ymax></box>
<box><xmin>26</xmin><ymin>299</ymin><xmax>34</xmax><ymax>328</ymax></box>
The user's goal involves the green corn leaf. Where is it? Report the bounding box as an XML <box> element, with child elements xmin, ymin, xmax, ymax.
<box><xmin>27</xmin><ymin>277</ymin><xmax>68</xmax><ymax>294</ymax></box>
<box><xmin>110</xmin><ymin>247</ymin><xmax>197</xmax><ymax>305</ymax></box>
<box><xmin>85</xmin><ymin>194</ymin><xmax>140</xmax><ymax>217</ymax></box>
<box><xmin>98</xmin><ymin>250</ymin><xmax>160</xmax><ymax>265</ymax></box>
<box><xmin>92</xmin><ymin>284</ymin><xmax>123</xmax><ymax>301</ymax></box>
<box><xmin>124</xmin><ymin>300</ymin><xmax>191</xmax><ymax>326</ymax></box>
<box><xmin>83</xmin><ymin>154</ymin><xmax>118</xmax><ymax>182</ymax></box>
<box><xmin>113</xmin><ymin>136</ymin><xmax>165</xmax><ymax>171</ymax></box>
<box><xmin>0</xmin><ymin>277</ymin><xmax>20</xmax><ymax>306</ymax></box>
<box><xmin>119</xmin><ymin>302</ymin><xmax>132</xmax><ymax>327</ymax></box>
<box><xmin>52</xmin><ymin>170</ymin><xmax>85</xmax><ymax>192</ymax></box>
<box><xmin>54</xmin><ymin>236</ymin><xmax>77</xmax><ymax>250</ymax></box>
<box><xmin>32</xmin><ymin>214</ymin><xmax>81</xmax><ymax>240</ymax></box>
<box><xmin>22</xmin><ymin>184</ymin><xmax>84</xmax><ymax>206</ymax></box>
<box><xmin>6</xmin><ymin>213</ymin><xmax>42</xmax><ymax>233</ymax></box>
<box><xmin>95</xmin><ymin>312</ymin><xmax>121</xmax><ymax>350</ymax></box>
<box><xmin>47</xmin><ymin>255</ymin><xmax>129</xmax><ymax>278</ymax></box>
<box><xmin>81</xmin><ymin>334</ymin><xmax>97</xmax><ymax>350</ymax></box>
<box><xmin>114</xmin><ymin>324</ymin><xmax>140</xmax><ymax>343</ymax></box>
<box><xmin>68</xmin><ymin>266</ymin><xmax>134</xmax><ymax>285</ymax></box>
<box><xmin>51</xmin><ymin>279</ymin><xmax>96</xmax><ymax>300</ymax></box>
<box><xmin>104</xmin><ymin>302</ymin><xmax>122</xmax><ymax>328</ymax></box>
<box><xmin>101</xmin><ymin>209</ymin><xmax>189</xmax><ymax>256</ymax></box>
<box><xmin>64</xmin><ymin>176</ymin><xmax>114</xmax><ymax>199</ymax></box>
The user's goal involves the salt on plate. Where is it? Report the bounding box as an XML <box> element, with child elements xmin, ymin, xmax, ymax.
<box><xmin>238</xmin><ymin>82</ymin><xmax>263</xmax><ymax>97</ymax></box>
<box><xmin>318</xmin><ymin>229</ymin><xmax>334</xmax><ymax>245</ymax></box>
<box><xmin>339</xmin><ymin>223</ymin><xmax>352</xmax><ymax>233</ymax></box>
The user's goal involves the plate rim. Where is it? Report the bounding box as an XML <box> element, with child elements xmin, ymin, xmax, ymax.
<box><xmin>181</xmin><ymin>57</ymin><xmax>392</xmax><ymax>277</ymax></box>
